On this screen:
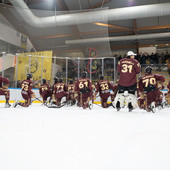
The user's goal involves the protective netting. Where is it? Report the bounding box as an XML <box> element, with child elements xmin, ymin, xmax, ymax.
<box><xmin>0</xmin><ymin>2</ymin><xmax>116</xmax><ymax>87</ymax></box>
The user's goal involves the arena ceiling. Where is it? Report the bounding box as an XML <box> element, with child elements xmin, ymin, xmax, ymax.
<box><xmin>0</xmin><ymin>0</ymin><xmax>170</xmax><ymax>56</ymax></box>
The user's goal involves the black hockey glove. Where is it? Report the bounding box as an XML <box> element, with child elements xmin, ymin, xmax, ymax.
<box><xmin>79</xmin><ymin>87</ymin><xmax>91</xmax><ymax>93</ymax></box>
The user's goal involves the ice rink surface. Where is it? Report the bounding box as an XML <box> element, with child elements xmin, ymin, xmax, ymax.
<box><xmin>0</xmin><ymin>103</ymin><xmax>170</xmax><ymax>170</ymax></box>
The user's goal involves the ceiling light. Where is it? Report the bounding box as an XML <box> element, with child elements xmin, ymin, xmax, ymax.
<box><xmin>93</xmin><ymin>23</ymin><xmax>109</xmax><ymax>27</ymax></box>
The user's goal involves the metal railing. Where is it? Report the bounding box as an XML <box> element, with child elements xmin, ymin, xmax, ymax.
<box><xmin>0</xmin><ymin>53</ymin><xmax>117</xmax><ymax>87</ymax></box>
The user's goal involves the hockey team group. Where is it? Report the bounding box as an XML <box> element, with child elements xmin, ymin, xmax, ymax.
<box><xmin>0</xmin><ymin>51</ymin><xmax>170</xmax><ymax>113</ymax></box>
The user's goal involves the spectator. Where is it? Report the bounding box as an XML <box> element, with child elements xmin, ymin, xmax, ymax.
<box><xmin>141</xmin><ymin>52</ymin><xmax>147</xmax><ymax>66</ymax></box>
<box><xmin>161</xmin><ymin>53</ymin><xmax>165</xmax><ymax>64</ymax></box>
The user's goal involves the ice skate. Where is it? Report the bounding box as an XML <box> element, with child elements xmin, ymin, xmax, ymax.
<box><xmin>150</xmin><ymin>102</ymin><xmax>156</xmax><ymax>113</ymax></box>
<box><xmin>5</xmin><ymin>102</ymin><xmax>11</xmax><ymax>108</ymax></box>
<box><xmin>13</xmin><ymin>100</ymin><xmax>19</xmax><ymax>108</ymax></box>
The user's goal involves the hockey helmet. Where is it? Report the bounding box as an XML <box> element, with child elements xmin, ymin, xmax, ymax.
<box><xmin>42</xmin><ymin>79</ymin><xmax>46</xmax><ymax>84</ymax></box>
<box><xmin>54</xmin><ymin>77</ymin><xmax>58</xmax><ymax>83</ymax></box>
<box><xmin>69</xmin><ymin>79</ymin><xmax>73</xmax><ymax>84</ymax></box>
<box><xmin>82</xmin><ymin>71</ymin><xmax>87</xmax><ymax>78</ymax></box>
<box><xmin>100</xmin><ymin>75</ymin><xmax>104</xmax><ymax>80</ymax></box>
<box><xmin>59</xmin><ymin>78</ymin><xmax>63</xmax><ymax>83</ymax></box>
<box><xmin>145</xmin><ymin>66</ymin><xmax>153</xmax><ymax>74</ymax></box>
<box><xmin>27</xmin><ymin>73</ymin><xmax>32</xmax><ymax>79</ymax></box>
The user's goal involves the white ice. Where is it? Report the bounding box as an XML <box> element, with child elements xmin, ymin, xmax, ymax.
<box><xmin>0</xmin><ymin>104</ymin><xmax>170</xmax><ymax>170</ymax></box>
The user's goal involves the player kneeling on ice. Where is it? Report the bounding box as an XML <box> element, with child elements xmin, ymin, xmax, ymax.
<box><xmin>0</xmin><ymin>75</ymin><xmax>11</xmax><ymax>108</ymax></box>
<box><xmin>74</xmin><ymin>71</ymin><xmax>93</xmax><ymax>109</ymax></box>
<box><xmin>113</xmin><ymin>51</ymin><xmax>141</xmax><ymax>112</ymax></box>
<box><xmin>39</xmin><ymin>79</ymin><xmax>52</xmax><ymax>104</ymax></box>
<box><xmin>52</xmin><ymin>78</ymin><xmax>67</xmax><ymax>106</ymax></box>
<box><xmin>14</xmin><ymin>73</ymin><xmax>36</xmax><ymax>107</ymax></box>
<box><xmin>66</xmin><ymin>79</ymin><xmax>76</xmax><ymax>106</ymax></box>
<box><xmin>138</xmin><ymin>66</ymin><xmax>165</xmax><ymax>113</ymax></box>
<box><xmin>165</xmin><ymin>81</ymin><xmax>170</xmax><ymax>106</ymax></box>
<box><xmin>95</xmin><ymin>75</ymin><xmax>117</xmax><ymax>108</ymax></box>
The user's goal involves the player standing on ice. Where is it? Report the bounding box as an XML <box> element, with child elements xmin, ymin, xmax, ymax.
<box><xmin>0</xmin><ymin>75</ymin><xmax>11</xmax><ymax>108</ymax></box>
<box><xmin>138</xmin><ymin>66</ymin><xmax>165</xmax><ymax>113</ymax></box>
<box><xmin>39</xmin><ymin>79</ymin><xmax>52</xmax><ymax>104</ymax></box>
<box><xmin>95</xmin><ymin>75</ymin><xmax>116</xmax><ymax>108</ymax></box>
<box><xmin>114</xmin><ymin>51</ymin><xmax>141</xmax><ymax>111</ymax></box>
<box><xmin>74</xmin><ymin>71</ymin><xmax>93</xmax><ymax>109</ymax></box>
<box><xmin>14</xmin><ymin>73</ymin><xmax>35</xmax><ymax>107</ymax></box>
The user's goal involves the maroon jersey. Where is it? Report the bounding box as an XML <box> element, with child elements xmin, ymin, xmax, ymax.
<box><xmin>139</xmin><ymin>74</ymin><xmax>165</xmax><ymax>92</ymax></box>
<box><xmin>53</xmin><ymin>82</ymin><xmax>67</xmax><ymax>98</ymax></box>
<box><xmin>39</xmin><ymin>83</ymin><xmax>51</xmax><ymax>96</ymax></box>
<box><xmin>0</xmin><ymin>76</ymin><xmax>10</xmax><ymax>101</ymax></box>
<box><xmin>66</xmin><ymin>83</ymin><xmax>75</xmax><ymax>101</ymax></box>
<box><xmin>0</xmin><ymin>76</ymin><xmax>9</xmax><ymax>87</ymax></box>
<box><xmin>74</xmin><ymin>78</ymin><xmax>93</xmax><ymax>109</ymax></box>
<box><xmin>95</xmin><ymin>80</ymin><xmax>115</xmax><ymax>98</ymax></box>
<box><xmin>66</xmin><ymin>84</ymin><xmax>74</xmax><ymax>93</ymax></box>
<box><xmin>167</xmin><ymin>81</ymin><xmax>170</xmax><ymax>94</ymax></box>
<box><xmin>117</xmin><ymin>58</ymin><xmax>140</xmax><ymax>86</ymax></box>
<box><xmin>21</xmin><ymin>79</ymin><xmax>34</xmax><ymax>96</ymax></box>
<box><xmin>74</xmin><ymin>78</ymin><xmax>92</xmax><ymax>92</ymax></box>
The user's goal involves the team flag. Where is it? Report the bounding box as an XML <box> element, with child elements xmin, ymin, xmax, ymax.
<box><xmin>14</xmin><ymin>51</ymin><xmax>52</xmax><ymax>80</ymax></box>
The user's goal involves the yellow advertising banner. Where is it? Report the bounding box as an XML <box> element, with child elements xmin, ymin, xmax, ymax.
<box><xmin>15</xmin><ymin>51</ymin><xmax>52</xmax><ymax>80</ymax></box>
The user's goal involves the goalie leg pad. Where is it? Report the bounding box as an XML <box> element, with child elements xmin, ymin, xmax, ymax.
<box><xmin>113</xmin><ymin>93</ymin><xmax>125</xmax><ymax>108</ymax></box>
<box><xmin>125</xmin><ymin>94</ymin><xmax>138</xmax><ymax>109</ymax></box>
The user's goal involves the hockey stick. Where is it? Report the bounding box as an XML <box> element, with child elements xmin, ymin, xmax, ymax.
<box><xmin>31</xmin><ymin>97</ymin><xmax>41</xmax><ymax>104</ymax></box>
<box><xmin>35</xmin><ymin>97</ymin><xmax>67</xmax><ymax>108</ymax></box>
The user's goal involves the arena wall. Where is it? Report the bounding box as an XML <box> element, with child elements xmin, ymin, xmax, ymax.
<box><xmin>0</xmin><ymin>88</ymin><xmax>168</xmax><ymax>104</ymax></box>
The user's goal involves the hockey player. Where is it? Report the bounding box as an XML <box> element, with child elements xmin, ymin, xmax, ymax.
<box><xmin>50</xmin><ymin>77</ymin><xmax>58</xmax><ymax>105</ymax></box>
<box><xmin>91</xmin><ymin>83</ymin><xmax>97</xmax><ymax>102</ymax></box>
<box><xmin>66</xmin><ymin>79</ymin><xmax>76</xmax><ymax>105</ymax></box>
<box><xmin>165</xmin><ymin>81</ymin><xmax>170</xmax><ymax>105</ymax></box>
<box><xmin>138</xmin><ymin>66</ymin><xmax>165</xmax><ymax>113</ymax></box>
<box><xmin>114</xmin><ymin>51</ymin><xmax>141</xmax><ymax>111</ymax></box>
<box><xmin>0</xmin><ymin>75</ymin><xmax>11</xmax><ymax>107</ymax></box>
<box><xmin>52</xmin><ymin>77</ymin><xmax>58</xmax><ymax>91</ymax></box>
<box><xmin>74</xmin><ymin>71</ymin><xmax>93</xmax><ymax>109</ymax></box>
<box><xmin>14</xmin><ymin>73</ymin><xmax>35</xmax><ymax>107</ymax></box>
<box><xmin>39</xmin><ymin>79</ymin><xmax>52</xmax><ymax>104</ymax></box>
<box><xmin>157</xmin><ymin>83</ymin><xmax>165</xmax><ymax>109</ymax></box>
<box><xmin>52</xmin><ymin>78</ymin><xmax>67</xmax><ymax>106</ymax></box>
<box><xmin>95</xmin><ymin>75</ymin><xmax>117</xmax><ymax>108</ymax></box>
